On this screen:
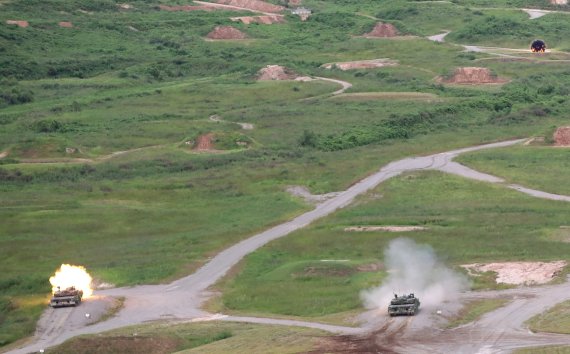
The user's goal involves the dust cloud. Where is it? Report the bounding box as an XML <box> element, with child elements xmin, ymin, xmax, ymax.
<box><xmin>362</xmin><ymin>238</ymin><xmax>469</xmax><ymax>311</ymax></box>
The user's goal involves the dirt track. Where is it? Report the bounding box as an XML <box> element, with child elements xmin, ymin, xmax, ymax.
<box><xmin>10</xmin><ymin>138</ymin><xmax>570</xmax><ymax>354</ymax></box>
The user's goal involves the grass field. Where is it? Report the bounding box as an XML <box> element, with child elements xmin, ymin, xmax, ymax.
<box><xmin>213</xmin><ymin>171</ymin><xmax>570</xmax><ymax>318</ymax></box>
<box><xmin>446</xmin><ymin>298</ymin><xmax>509</xmax><ymax>328</ymax></box>
<box><xmin>2</xmin><ymin>0</ymin><xmax>570</xmax><ymax>348</ymax></box>
<box><xmin>527</xmin><ymin>300</ymin><xmax>570</xmax><ymax>335</ymax></box>
<box><xmin>458</xmin><ymin>146</ymin><xmax>570</xmax><ymax>195</ymax></box>
<box><xmin>46</xmin><ymin>321</ymin><xmax>326</xmax><ymax>354</ymax></box>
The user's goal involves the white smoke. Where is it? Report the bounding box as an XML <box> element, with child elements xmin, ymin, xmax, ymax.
<box><xmin>361</xmin><ymin>238</ymin><xmax>469</xmax><ymax>311</ymax></box>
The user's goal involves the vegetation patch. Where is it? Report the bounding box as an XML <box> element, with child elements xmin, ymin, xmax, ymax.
<box><xmin>47</xmin><ymin>321</ymin><xmax>324</xmax><ymax>354</ymax></box>
<box><xmin>527</xmin><ymin>300</ymin><xmax>570</xmax><ymax>334</ymax></box>
<box><xmin>446</xmin><ymin>298</ymin><xmax>509</xmax><ymax>328</ymax></box>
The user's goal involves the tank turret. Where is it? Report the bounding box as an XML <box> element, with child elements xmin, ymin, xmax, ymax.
<box><xmin>388</xmin><ymin>293</ymin><xmax>420</xmax><ymax>316</ymax></box>
<box><xmin>50</xmin><ymin>286</ymin><xmax>83</xmax><ymax>307</ymax></box>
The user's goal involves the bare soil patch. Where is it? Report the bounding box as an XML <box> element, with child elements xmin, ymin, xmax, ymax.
<box><xmin>257</xmin><ymin>65</ymin><xmax>297</xmax><ymax>80</ymax></box>
<box><xmin>440</xmin><ymin>67</ymin><xmax>508</xmax><ymax>85</ymax></box>
<box><xmin>54</xmin><ymin>335</ymin><xmax>181</xmax><ymax>354</ymax></box>
<box><xmin>296</xmin><ymin>265</ymin><xmax>355</xmax><ymax>278</ymax></box>
<box><xmin>6</xmin><ymin>20</ymin><xmax>29</xmax><ymax>27</ymax></box>
<box><xmin>309</xmin><ymin>331</ymin><xmax>397</xmax><ymax>354</ymax></box>
<box><xmin>206</xmin><ymin>25</ymin><xmax>247</xmax><ymax>40</ymax></box>
<box><xmin>462</xmin><ymin>261</ymin><xmax>567</xmax><ymax>285</ymax></box>
<box><xmin>289</xmin><ymin>0</ymin><xmax>302</xmax><ymax>5</ymax></box>
<box><xmin>356</xmin><ymin>262</ymin><xmax>383</xmax><ymax>272</ymax></box>
<box><xmin>230</xmin><ymin>15</ymin><xmax>284</xmax><ymax>24</ymax></box>
<box><xmin>364</xmin><ymin>22</ymin><xmax>399</xmax><ymax>38</ymax></box>
<box><xmin>551</xmin><ymin>0</ymin><xmax>567</xmax><ymax>4</ymax></box>
<box><xmin>286</xmin><ymin>185</ymin><xmax>341</xmax><ymax>204</ymax></box>
<box><xmin>345</xmin><ymin>226</ymin><xmax>427</xmax><ymax>232</ymax></box>
<box><xmin>554</xmin><ymin>126</ymin><xmax>570</xmax><ymax>146</ymax></box>
<box><xmin>58</xmin><ymin>21</ymin><xmax>73</xmax><ymax>28</ymax></box>
<box><xmin>194</xmin><ymin>133</ymin><xmax>215</xmax><ymax>151</ymax></box>
<box><xmin>321</xmin><ymin>59</ymin><xmax>398</xmax><ymax>71</ymax></box>
<box><xmin>0</xmin><ymin>151</ymin><xmax>8</xmax><ymax>159</ymax></box>
<box><xmin>214</xmin><ymin>0</ymin><xmax>284</xmax><ymax>13</ymax></box>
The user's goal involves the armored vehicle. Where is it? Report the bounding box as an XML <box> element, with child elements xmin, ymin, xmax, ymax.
<box><xmin>388</xmin><ymin>293</ymin><xmax>420</xmax><ymax>316</ymax></box>
<box><xmin>50</xmin><ymin>286</ymin><xmax>83</xmax><ymax>307</ymax></box>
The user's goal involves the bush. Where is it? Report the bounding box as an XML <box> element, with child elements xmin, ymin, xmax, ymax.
<box><xmin>0</xmin><ymin>88</ymin><xmax>34</xmax><ymax>106</ymax></box>
<box><xmin>31</xmin><ymin>120</ymin><xmax>63</xmax><ymax>133</ymax></box>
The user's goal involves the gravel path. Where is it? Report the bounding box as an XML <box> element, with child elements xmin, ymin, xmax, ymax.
<box><xmin>10</xmin><ymin>138</ymin><xmax>570</xmax><ymax>354</ymax></box>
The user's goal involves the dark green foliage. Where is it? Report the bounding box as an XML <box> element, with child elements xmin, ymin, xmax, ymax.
<box><xmin>298</xmin><ymin>130</ymin><xmax>318</xmax><ymax>147</ymax></box>
<box><xmin>0</xmin><ymin>88</ymin><xmax>34</xmax><ymax>106</ymax></box>
<box><xmin>31</xmin><ymin>119</ymin><xmax>63</xmax><ymax>133</ymax></box>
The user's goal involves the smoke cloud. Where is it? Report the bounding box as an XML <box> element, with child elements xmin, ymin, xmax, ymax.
<box><xmin>361</xmin><ymin>238</ymin><xmax>469</xmax><ymax>311</ymax></box>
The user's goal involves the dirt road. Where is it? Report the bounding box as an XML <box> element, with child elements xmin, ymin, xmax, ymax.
<box><xmin>10</xmin><ymin>138</ymin><xmax>570</xmax><ymax>354</ymax></box>
<box><xmin>375</xmin><ymin>277</ymin><xmax>570</xmax><ymax>353</ymax></box>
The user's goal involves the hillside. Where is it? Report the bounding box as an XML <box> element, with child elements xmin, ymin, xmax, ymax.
<box><xmin>1</xmin><ymin>0</ymin><xmax>570</xmax><ymax>352</ymax></box>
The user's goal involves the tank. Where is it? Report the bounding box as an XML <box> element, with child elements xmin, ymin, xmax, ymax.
<box><xmin>388</xmin><ymin>293</ymin><xmax>420</xmax><ymax>316</ymax></box>
<box><xmin>49</xmin><ymin>286</ymin><xmax>83</xmax><ymax>308</ymax></box>
<box><xmin>531</xmin><ymin>39</ymin><xmax>546</xmax><ymax>53</ymax></box>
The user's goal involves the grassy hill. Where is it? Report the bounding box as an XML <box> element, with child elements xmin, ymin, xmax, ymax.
<box><xmin>1</xmin><ymin>0</ymin><xmax>570</xmax><ymax>348</ymax></box>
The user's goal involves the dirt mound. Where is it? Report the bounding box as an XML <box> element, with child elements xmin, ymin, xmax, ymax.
<box><xmin>364</xmin><ymin>22</ymin><xmax>398</xmax><ymax>37</ymax></box>
<box><xmin>257</xmin><ymin>65</ymin><xmax>297</xmax><ymax>80</ymax></box>
<box><xmin>206</xmin><ymin>25</ymin><xmax>247</xmax><ymax>40</ymax></box>
<box><xmin>462</xmin><ymin>261</ymin><xmax>566</xmax><ymax>285</ymax></box>
<box><xmin>158</xmin><ymin>4</ymin><xmax>217</xmax><ymax>11</ymax></box>
<box><xmin>554</xmin><ymin>126</ymin><xmax>570</xmax><ymax>146</ymax></box>
<box><xmin>442</xmin><ymin>67</ymin><xmax>507</xmax><ymax>84</ymax></box>
<box><xmin>214</xmin><ymin>0</ymin><xmax>284</xmax><ymax>13</ymax></box>
<box><xmin>322</xmin><ymin>59</ymin><xmax>398</xmax><ymax>71</ymax></box>
<box><xmin>59</xmin><ymin>21</ymin><xmax>73</xmax><ymax>28</ymax></box>
<box><xmin>6</xmin><ymin>20</ymin><xmax>29</xmax><ymax>28</ymax></box>
<box><xmin>194</xmin><ymin>133</ymin><xmax>215</xmax><ymax>151</ymax></box>
<box><xmin>231</xmin><ymin>15</ymin><xmax>284</xmax><ymax>24</ymax></box>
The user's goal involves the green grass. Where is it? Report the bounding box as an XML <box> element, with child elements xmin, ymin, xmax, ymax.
<box><xmin>47</xmin><ymin>321</ymin><xmax>326</xmax><ymax>354</ymax></box>
<box><xmin>446</xmin><ymin>298</ymin><xmax>509</xmax><ymax>328</ymax></box>
<box><xmin>458</xmin><ymin>146</ymin><xmax>570</xmax><ymax>195</ymax></box>
<box><xmin>2</xmin><ymin>0</ymin><xmax>570</xmax><ymax>348</ymax></box>
<box><xmin>516</xmin><ymin>346</ymin><xmax>570</xmax><ymax>354</ymax></box>
<box><xmin>527</xmin><ymin>300</ymin><xmax>570</xmax><ymax>334</ymax></box>
<box><xmin>215</xmin><ymin>171</ymin><xmax>570</xmax><ymax>318</ymax></box>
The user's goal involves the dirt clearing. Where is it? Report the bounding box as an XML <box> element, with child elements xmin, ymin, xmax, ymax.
<box><xmin>193</xmin><ymin>133</ymin><xmax>215</xmax><ymax>151</ymax></box>
<box><xmin>345</xmin><ymin>226</ymin><xmax>427</xmax><ymax>232</ymax></box>
<box><xmin>231</xmin><ymin>15</ymin><xmax>284</xmax><ymax>24</ymax></box>
<box><xmin>206</xmin><ymin>25</ymin><xmax>247</xmax><ymax>40</ymax></box>
<box><xmin>286</xmin><ymin>186</ymin><xmax>341</xmax><ymax>204</ymax></box>
<box><xmin>257</xmin><ymin>65</ymin><xmax>297</xmax><ymax>80</ymax></box>
<box><xmin>363</xmin><ymin>22</ymin><xmax>399</xmax><ymax>38</ymax></box>
<box><xmin>462</xmin><ymin>261</ymin><xmax>567</xmax><ymax>285</ymax></box>
<box><xmin>321</xmin><ymin>59</ymin><xmax>398</xmax><ymax>70</ymax></box>
<box><xmin>58</xmin><ymin>21</ymin><xmax>73</xmax><ymax>28</ymax></box>
<box><xmin>551</xmin><ymin>0</ymin><xmax>567</xmax><ymax>4</ymax></box>
<box><xmin>213</xmin><ymin>0</ymin><xmax>284</xmax><ymax>13</ymax></box>
<box><xmin>6</xmin><ymin>20</ymin><xmax>29</xmax><ymax>27</ymax></box>
<box><xmin>554</xmin><ymin>126</ymin><xmax>570</xmax><ymax>146</ymax></box>
<box><xmin>440</xmin><ymin>67</ymin><xmax>508</xmax><ymax>84</ymax></box>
